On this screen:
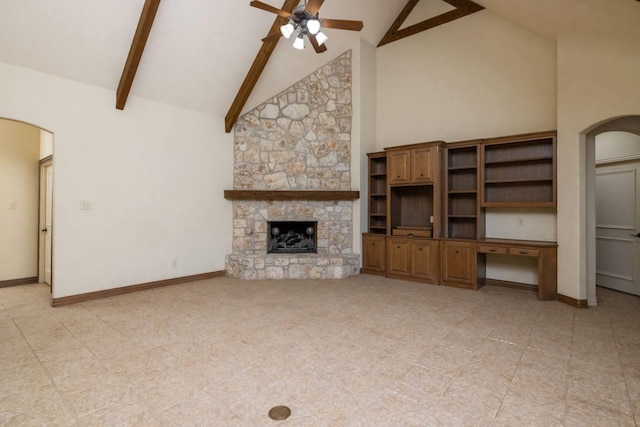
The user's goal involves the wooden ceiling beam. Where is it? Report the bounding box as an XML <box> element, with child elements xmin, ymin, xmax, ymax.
<box><xmin>225</xmin><ymin>0</ymin><xmax>301</xmax><ymax>133</ymax></box>
<box><xmin>116</xmin><ymin>0</ymin><xmax>162</xmax><ymax>110</ymax></box>
<box><xmin>378</xmin><ymin>0</ymin><xmax>483</xmax><ymax>47</ymax></box>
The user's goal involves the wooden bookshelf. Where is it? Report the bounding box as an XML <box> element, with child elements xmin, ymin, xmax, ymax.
<box><xmin>367</xmin><ymin>152</ymin><xmax>388</xmax><ymax>234</ymax></box>
<box><xmin>481</xmin><ymin>133</ymin><xmax>556</xmax><ymax>207</ymax></box>
<box><xmin>445</xmin><ymin>143</ymin><xmax>483</xmax><ymax>239</ymax></box>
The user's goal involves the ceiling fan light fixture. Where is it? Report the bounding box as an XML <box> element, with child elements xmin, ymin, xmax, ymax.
<box><xmin>292</xmin><ymin>33</ymin><xmax>305</xmax><ymax>50</ymax></box>
<box><xmin>306</xmin><ymin>18</ymin><xmax>321</xmax><ymax>35</ymax></box>
<box><xmin>280</xmin><ymin>22</ymin><xmax>294</xmax><ymax>39</ymax></box>
<box><xmin>315</xmin><ymin>31</ymin><xmax>328</xmax><ymax>46</ymax></box>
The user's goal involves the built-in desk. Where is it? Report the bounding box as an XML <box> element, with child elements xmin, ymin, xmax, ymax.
<box><xmin>477</xmin><ymin>239</ymin><xmax>558</xmax><ymax>300</ymax></box>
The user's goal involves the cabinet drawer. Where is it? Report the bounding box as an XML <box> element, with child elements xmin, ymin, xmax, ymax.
<box><xmin>508</xmin><ymin>248</ymin><xmax>540</xmax><ymax>257</ymax></box>
<box><xmin>477</xmin><ymin>245</ymin><xmax>507</xmax><ymax>255</ymax></box>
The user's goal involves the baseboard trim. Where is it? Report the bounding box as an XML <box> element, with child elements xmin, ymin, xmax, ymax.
<box><xmin>51</xmin><ymin>271</ymin><xmax>226</xmax><ymax>307</ymax></box>
<box><xmin>485</xmin><ymin>278</ymin><xmax>537</xmax><ymax>292</ymax></box>
<box><xmin>557</xmin><ymin>293</ymin><xmax>589</xmax><ymax>309</ymax></box>
<box><xmin>0</xmin><ymin>277</ymin><xmax>38</xmax><ymax>288</ymax></box>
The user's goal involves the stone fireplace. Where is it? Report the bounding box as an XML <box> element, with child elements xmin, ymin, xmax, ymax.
<box><xmin>225</xmin><ymin>51</ymin><xmax>360</xmax><ymax>280</ymax></box>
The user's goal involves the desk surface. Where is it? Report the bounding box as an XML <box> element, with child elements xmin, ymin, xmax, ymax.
<box><xmin>476</xmin><ymin>238</ymin><xmax>558</xmax><ymax>248</ymax></box>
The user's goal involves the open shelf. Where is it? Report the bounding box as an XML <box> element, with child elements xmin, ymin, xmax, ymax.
<box><xmin>448</xmin><ymin>190</ymin><xmax>477</xmax><ymax>195</ymax></box>
<box><xmin>447</xmin><ymin>217</ymin><xmax>478</xmax><ymax>239</ymax></box>
<box><xmin>482</xmin><ymin>136</ymin><xmax>556</xmax><ymax>207</ymax></box>
<box><xmin>447</xmin><ymin>165</ymin><xmax>477</xmax><ymax>171</ymax></box>
<box><xmin>485</xmin><ymin>178</ymin><xmax>553</xmax><ymax>184</ymax></box>
<box><xmin>446</xmin><ymin>144</ymin><xmax>480</xmax><ymax>239</ymax></box>
<box><xmin>484</xmin><ymin>156</ymin><xmax>553</xmax><ymax>165</ymax></box>
<box><xmin>390</xmin><ymin>185</ymin><xmax>434</xmax><ymax>231</ymax></box>
<box><xmin>367</xmin><ymin>152</ymin><xmax>388</xmax><ymax>234</ymax></box>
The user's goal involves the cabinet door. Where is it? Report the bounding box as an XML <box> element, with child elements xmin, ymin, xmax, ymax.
<box><xmin>388</xmin><ymin>238</ymin><xmax>410</xmax><ymax>276</ymax></box>
<box><xmin>388</xmin><ymin>151</ymin><xmax>410</xmax><ymax>184</ymax></box>
<box><xmin>441</xmin><ymin>241</ymin><xmax>476</xmax><ymax>286</ymax></box>
<box><xmin>362</xmin><ymin>234</ymin><xmax>386</xmax><ymax>273</ymax></box>
<box><xmin>411</xmin><ymin>146</ymin><xmax>436</xmax><ymax>183</ymax></box>
<box><xmin>411</xmin><ymin>239</ymin><xmax>438</xmax><ymax>282</ymax></box>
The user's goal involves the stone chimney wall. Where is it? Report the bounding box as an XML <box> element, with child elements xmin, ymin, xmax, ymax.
<box><xmin>226</xmin><ymin>51</ymin><xmax>359</xmax><ymax>280</ymax></box>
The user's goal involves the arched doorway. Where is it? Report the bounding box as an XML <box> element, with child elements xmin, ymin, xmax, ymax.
<box><xmin>0</xmin><ymin>118</ymin><xmax>53</xmax><ymax>294</ymax></box>
<box><xmin>584</xmin><ymin>116</ymin><xmax>640</xmax><ymax>305</ymax></box>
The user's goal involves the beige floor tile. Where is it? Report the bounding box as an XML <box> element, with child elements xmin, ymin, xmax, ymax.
<box><xmin>565</xmin><ymin>395</ymin><xmax>636</xmax><ymax>427</ymax></box>
<box><xmin>494</xmin><ymin>395</ymin><xmax>565</xmax><ymax>427</ymax></box>
<box><xmin>1</xmin><ymin>280</ymin><xmax>639</xmax><ymax>426</ymax></box>
<box><xmin>80</xmin><ymin>402</ymin><xmax>161</xmax><ymax>427</ymax></box>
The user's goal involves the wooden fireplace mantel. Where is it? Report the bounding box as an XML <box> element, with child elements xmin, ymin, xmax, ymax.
<box><xmin>224</xmin><ymin>190</ymin><xmax>360</xmax><ymax>201</ymax></box>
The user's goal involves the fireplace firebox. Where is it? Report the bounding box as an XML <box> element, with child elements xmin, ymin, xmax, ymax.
<box><xmin>267</xmin><ymin>221</ymin><xmax>317</xmax><ymax>254</ymax></box>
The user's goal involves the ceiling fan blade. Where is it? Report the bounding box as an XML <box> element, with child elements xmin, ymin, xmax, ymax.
<box><xmin>322</xmin><ymin>18</ymin><xmax>364</xmax><ymax>31</ymax></box>
<box><xmin>305</xmin><ymin>0</ymin><xmax>325</xmax><ymax>15</ymax></box>
<box><xmin>309</xmin><ymin>34</ymin><xmax>328</xmax><ymax>53</ymax></box>
<box><xmin>250</xmin><ymin>1</ymin><xmax>292</xmax><ymax>18</ymax></box>
<box><xmin>261</xmin><ymin>31</ymin><xmax>282</xmax><ymax>43</ymax></box>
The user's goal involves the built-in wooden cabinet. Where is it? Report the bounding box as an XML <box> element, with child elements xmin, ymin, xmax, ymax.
<box><xmin>361</xmin><ymin>131</ymin><xmax>558</xmax><ymax>299</ymax></box>
<box><xmin>441</xmin><ymin>240</ymin><xmax>482</xmax><ymax>289</ymax></box>
<box><xmin>387</xmin><ymin>237</ymin><xmax>411</xmax><ymax>276</ymax></box>
<box><xmin>362</xmin><ymin>234</ymin><xmax>386</xmax><ymax>275</ymax></box>
<box><xmin>411</xmin><ymin>146</ymin><xmax>438</xmax><ymax>183</ymax></box>
<box><xmin>388</xmin><ymin>144</ymin><xmax>440</xmax><ymax>185</ymax></box>
<box><xmin>387</xmin><ymin>237</ymin><xmax>438</xmax><ymax>283</ymax></box>
<box><xmin>411</xmin><ymin>239</ymin><xmax>438</xmax><ymax>281</ymax></box>
<box><xmin>387</xmin><ymin>143</ymin><xmax>442</xmax><ymax>240</ymax></box>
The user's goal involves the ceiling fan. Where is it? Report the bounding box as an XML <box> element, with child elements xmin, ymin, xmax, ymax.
<box><xmin>250</xmin><ymin>0</ymin><xmax>364</xmax><ymax>53</ymax></box>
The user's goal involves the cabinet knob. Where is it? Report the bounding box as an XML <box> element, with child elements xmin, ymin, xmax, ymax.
<box><xmin>419</xmin><ymin>248</ymin><xmax>423</xmax><ymax>251</ymax></box>
<box><xmin>397</xmin><ymin>246</ymin><xmax>400</xmax><ymax>249</ymax></box>
<box><xmin>456</xmin><ymin>250</ymin><xmax>459</xmax><ymax>254</ymax></box>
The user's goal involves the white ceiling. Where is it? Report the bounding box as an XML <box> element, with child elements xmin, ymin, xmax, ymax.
<box><xmin>0</xmin><ymin>0</ymin><xmax>638</xmax><ymax>118</ymax></box>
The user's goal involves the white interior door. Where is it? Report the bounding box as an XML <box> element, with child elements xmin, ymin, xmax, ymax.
<box><xmin>39</xmin><ymin>160</ymin><xmax>53</xmax><ymax>287</ymax></box>
<box><xmin>595</xmin><ymin>161</ymin><xmax>640</xmax><ymax>296</ymax></box>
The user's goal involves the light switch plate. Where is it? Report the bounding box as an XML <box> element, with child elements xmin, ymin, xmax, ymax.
<box><xmin>80</xmin><ymin>200</ymin><xmax>93</xmax><ymax>210</ymax></box>
<box><xmin>8</xmin><ymin>201</ymin><xmax>16</xmax><ymax>210</ymax></box>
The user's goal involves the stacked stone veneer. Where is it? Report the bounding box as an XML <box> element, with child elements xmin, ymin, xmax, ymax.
<box><xmin>226</xmin><ymin>51</ymin><xmax>360</xmax><ymax>280</ymax></box>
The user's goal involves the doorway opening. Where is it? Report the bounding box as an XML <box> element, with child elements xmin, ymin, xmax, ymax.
<box><xmin>0</xmin><ymin>118</ymin><xmax>53</xmax><ymax>294</ymax></box>
<box><xmin>584</xmin><ymin>116</ymin><xmax>640</xmax><ymax>304</ymax></box>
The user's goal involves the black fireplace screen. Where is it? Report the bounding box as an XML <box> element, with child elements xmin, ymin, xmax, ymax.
<box><xmin>267</xmin><ymin>221</ymin><xmax>317</xmax><ymax>254</ymax></box>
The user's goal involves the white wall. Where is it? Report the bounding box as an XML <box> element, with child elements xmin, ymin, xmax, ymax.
<box><xmin>485</xmin><ymin>207</ymin><xmax>557</xmax><ymax>284</ymax></box>
<box><xmin>557</xmin><ymin>31</ymin><xmax>640</xmax><ymax>300</ymax></box>
<box><xmin>0</xmin><ymin>119</ymin><xmax>40</xmax><ymax>281</ymax></box>
<box><xmin>376</xmin><ymin>10</ymin><xmax>557</xmax><ymax>147</ymax></box>
<box><xmin>0</xmin><ymin>62</ymin><xmax>234</xmax><ymax>298</ymax></box>
<box><xmin>355</xmin><ymin>38</ymin><xmax>378</xmax><ymax>244</ymax></box>
<box><xmin>40</xmin><ymin>129</ymin><xmax>53</xmax><ymax>159</ymax></box>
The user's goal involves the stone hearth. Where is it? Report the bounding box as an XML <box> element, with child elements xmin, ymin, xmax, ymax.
<box><xmin>225</xmin><ymin>51</ymin><xmax>360</xmax><ymax>280</ymax></box>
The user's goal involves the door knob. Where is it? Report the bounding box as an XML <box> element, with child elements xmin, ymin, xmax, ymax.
<box><xmin>631</xmin><ymin>232</ymin><xmax>640</xmax><ymax>238</ymax></box>
<box><xmin>41</xmin><ymin>228</ymin><xmax>48</xmax><ymax>232</ymax></box>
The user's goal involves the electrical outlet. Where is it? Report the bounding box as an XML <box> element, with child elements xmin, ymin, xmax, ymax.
<box><xmin>80</xmin><ymin>200</ymin><xmax>93</xmax><ymax>210</ymax></box>
<box><xmin>430</xmin><ymin>216</ymin><xmax>434</xmax><ymax>224</ymax></box>
<box><xmin>172</xmin><ymin>260</ymin><xmax>177</xmax><ymax>268</ymax></box>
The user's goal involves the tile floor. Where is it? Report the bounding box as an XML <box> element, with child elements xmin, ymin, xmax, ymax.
<box><xmin>1</xmin><ymin>275</ymin><xmax>639</xmax><ymax>426</ymax></box>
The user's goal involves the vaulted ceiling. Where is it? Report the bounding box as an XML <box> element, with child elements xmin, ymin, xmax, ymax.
<box><xmin>1</xmin><ymin>0</ymin><xmax>638</xmax><ymax>119</ymax></box>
